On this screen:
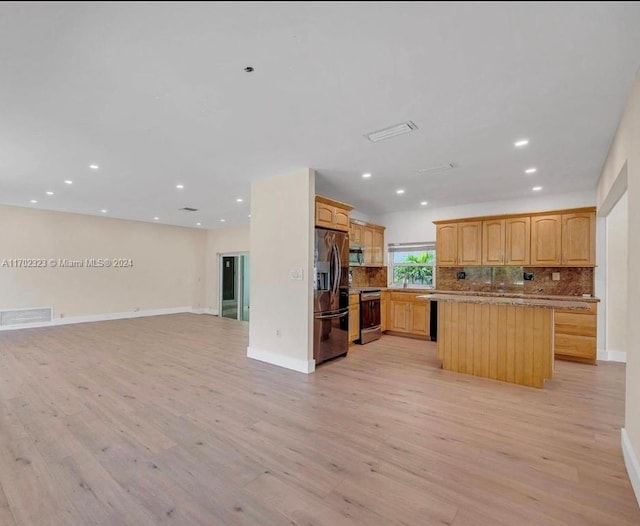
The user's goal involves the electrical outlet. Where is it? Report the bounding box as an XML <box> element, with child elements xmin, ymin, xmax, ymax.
<box><xmin>523</xmin><ymin>272</ymin><xmax>534</xmax><ymax>281</ymax></box>
<box><xmin>552</xmin><ymin>272</ymin><xmax>560</xmax><ymax>281</ymax></box>
<box><xmin>290</xmin><ymin>269</ymin><xmax>303</xmax><ymax>281</ymax></box>
<box><xmin>456</xmin><ymin>271</ymin><xmax>466</xmax><ymax>280</ymax></box>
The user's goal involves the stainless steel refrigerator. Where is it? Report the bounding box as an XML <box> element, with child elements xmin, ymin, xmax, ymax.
<box><xmin>313</xmin><ymin>227</ymin><xmax>349</xmax><ymax>365</ymax></box>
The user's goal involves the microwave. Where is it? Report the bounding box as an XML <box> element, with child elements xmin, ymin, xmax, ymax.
<box><xmin>349</xmin><ymin>245</ymin><xmax>365</xmax><ymax>266</ymax></box>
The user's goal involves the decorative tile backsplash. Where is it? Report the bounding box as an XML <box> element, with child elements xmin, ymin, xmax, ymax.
<box><xmin>350</xmin><ymin>266</ymin><xmax>387</xmax><ymax>288</ymax></box>
<box><xmin>436</xmin><ymin>266</ymin><xmax>594</xmax><ymax>296</ymax></box>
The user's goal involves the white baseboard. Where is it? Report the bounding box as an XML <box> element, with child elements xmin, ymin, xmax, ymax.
<box><xmin>0</xmin><ymin>306</ymin><xmax>197</xmax><ymax>331</ymax></box>
<box><xmin>246</xmin><ymin>346</ymin><xmax>315</xmax><ymax>374</ymax></box>
<box><xmin>192</xmin><ymin>308</ymin><xmax>218</xmax><ymax>315</ymax></box>
<box><xmin>597</xmin><ymin>349</ymin><xmax>627</xmax><ymax>363</ymax></box>
<box><xmin>621</xmin><ymin>428</ymin><xmax>640</xmax><ymax>508</ymax></box>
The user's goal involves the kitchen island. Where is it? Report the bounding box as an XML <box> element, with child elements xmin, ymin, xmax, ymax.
<box><xmin>417</xmin><ymin>293</ymin><xmax>590</xmax><ymax>388</ymax></box>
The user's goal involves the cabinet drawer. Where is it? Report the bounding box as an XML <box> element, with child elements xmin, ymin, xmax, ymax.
<box><xmin>554</xmin><ymin>312</ymin><xmax>596</xmax><ymax>337</ymax></box>
<box><xmin>555</xmin><ymin>303</ymin><xmax>597</xmax><ymax>315</ymax></box>
<box><xmin>555</xmin><ymin>333</ymin><xmax>596</xmax><ymax>359</ymax></box>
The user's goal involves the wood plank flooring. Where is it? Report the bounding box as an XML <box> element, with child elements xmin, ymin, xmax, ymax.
<box><xmin>0</xmin><ymin>313</ymin><xmax>638</xmax><ymax>525</ymax></box>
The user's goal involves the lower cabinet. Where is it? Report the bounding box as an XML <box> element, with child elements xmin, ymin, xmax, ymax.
<box><xmin>349</xmin><ymin>294</ymin><xmax>360</xmax><ymax>343</ymax></box>
<box><xmin>381</xmin><ymin>291</ymin><xmax>389</xmax><ymax>332</ymax></box>
<box><xmin>386</xmin><ymin>292</ymin><xmax>430</xmax><ymax>339</ymax></box>
<box><xmin>554</xmin><ymin>303</ymin><xmax>597</xmax><ymax>364</ymax></box>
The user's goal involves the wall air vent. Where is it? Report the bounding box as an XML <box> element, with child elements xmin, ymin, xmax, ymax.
<box><xmin>418</xmin><ymin>162</ymin><xmax>457</xmax><ymax>174</ymax></box>
<box><xmin>179</xmin><ymin>207</ymin><xmax>199</xmax><ymax>212</ymax></box>
<box><xmin>0</xmin><ymin>307</ymin><xmax>52</xmax><ymax>327</ymax></box>
<box><xmin>365</xmin><ymin>121</ymin><xmax>418</xmax><ymax>142</ymax></box>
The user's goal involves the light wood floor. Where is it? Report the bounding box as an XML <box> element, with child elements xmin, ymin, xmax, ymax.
<box><xmin>0</xmin><ymin>314</ymin><xmax>638</xmax><ymax>526</ymax></box>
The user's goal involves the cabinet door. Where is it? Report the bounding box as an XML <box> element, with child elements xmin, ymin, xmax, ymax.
<box><xmin>436</xmin><ymin>224</ymin><xmax>458</xmax><ymax>266</ymax></box>
<box><xmin>531</xmin><ymin>215</ymin><xmax>562</xmax><ymax>266</ymax></box>
<box><xmin>410</xmin><ymin>301</ymin><xmax>430</xmax><ymax>336</ymax></box>
<box><xmin>458</xmin><ymin>221</ymin><xmax>482</xmax><ymax>266</ymax></box>
<box><xmin>315</xmin><ymin>202</ymin><xmax>335</xmax><ymax>229</ymax></box>
<box><xmin>482</xmin><ymin>219</ymin><xmax>505</xmax><ymax>265</ymax></box>
<box><xmin>562</xmin><ymin>212</ymin><xmax>595</xmax><ymax>266</ymax></box>
<box><xmin>349</xmin><ymin>304</ymin><xmax>360</xmax><ymax>343</ymax></box>
<box><xmin>372</xmin><ymin>228</ymin><xmax>384</xmax><ymax>266</ymax></box>
<box><xmin>389</xmin><ymin>301</ymin><xmax>410</xmax><ymax>332</ymax></box>
<box><xmin>363</xmin><ymin>227</ymin><xmax>374</xmax><ymax>266</ymax></box>
<box><xmin>333</xmin><ymin>207</ymin><xmax>350</xmax><ymax>232</ymax></box>
<box><xmin>505</xmin><ymin>217</ymin><xmax>531</xmax><ymax>265</ymax></box>
<box><xmin>381</xmin><ymin>295</ymin><xmax>388</xmax><ymax>332</ymax></box>
<box><xmin>350</xmin><ymin>223</ymin><xmax>363</xmax><ymax>245</ymax></box>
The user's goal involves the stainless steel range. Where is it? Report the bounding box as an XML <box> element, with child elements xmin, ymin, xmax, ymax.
<box><xmin>359</xmin><ymin>288</ymin><xmax>382</xmax><ymax>344</ymax></box>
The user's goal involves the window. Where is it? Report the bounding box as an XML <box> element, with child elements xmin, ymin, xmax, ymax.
<box><xmin>389</xmin><ymin>242</ymin><xmax>436</xmax><ymax>288</ymax></box>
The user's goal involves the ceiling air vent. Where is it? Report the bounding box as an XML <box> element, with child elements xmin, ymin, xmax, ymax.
<box><xmin>179</xmin><ymin>207</ymin><xmax>199</xmax><ymax>212</ymax></box>
<box><xmin>365</xmin><ymin>121</ymin><xmax>418</xmax><ymax>142</ymax></box>
<box><xmin>418</xmin><ymin>162</ymin><xmax>456</xmax><ymax>174</ymax></box>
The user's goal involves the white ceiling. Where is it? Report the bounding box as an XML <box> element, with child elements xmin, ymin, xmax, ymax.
<box><xmin>1</xmin><ymin>2</ymin><xmax>639</xmax><ymax>228</ymax></box>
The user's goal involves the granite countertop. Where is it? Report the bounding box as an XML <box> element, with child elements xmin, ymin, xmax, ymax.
<box><xmin>415</xmin><ymin>293</ymin><xmax>591</xmax><ymax>311</ymax></box>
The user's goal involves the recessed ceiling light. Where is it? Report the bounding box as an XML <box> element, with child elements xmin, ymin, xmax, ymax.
<box><xmin>362</xmin><ymin>173</ymin><xmax>372</xmax><ymax>179</ymax></box>
<box><xmin>525</xmin><ymin>167</ymin><xmax>537</xmax><ymax>174</ymax></box>
<box><xmin>396</xmin><ymin>189</ymin><xmax>405</xmax><ymax>195</ymax></box>
<box><xmin>64</xmin><ymin>180</ymin><xmax>73</xmax><ymax>185</ymax></box>
<box><xmin>196</xmin><ymin>222</ymin><xmax>202</xmax><ymax>226</ymax></box>
<box><xmin>248</xmin><ymin>214</ymin><xmax>251</xmax><ymax>218</ymax></box>
<box><xmin>46</xmin><ymin>191</ymin><xmax>54</xmax><ymax>196</ymax></box>
<box><xmin>176</xmin><ymin>184</ymin><xmax>184</xmax><ymax>189</ymax></box>
<box><xmin>220</xmin><ymin>219</ymin><xmax>226</xmax><ymax>222</ymax></box>
<box><xmin>532</xmin><ymin>186</ymin><xmax>542</xmax><ymax>191</ymax></box>
<box><xmin>30</xmin><ymin>199</ymin><xmax>38</xmax><ymax>204</ymax></box>
<box><xmin>514</xmin><ymin>139</ymin><xmax>529</xmax><ymax>147</ymax></box>
<box><xmin>236</xmin><ymin>198</ymin><xmax>243</xmax><ymax>202</ymax></box>
<box><xmin>89</xmin><ymin>164</ymin><xmax>99</xmax><ymax>170</ymax></box>
<box><xmin>100</xmin><ymin>209</ymin><xmax>107</xmax><ymax>213</ymax></box>
<box><xmin>420</xmin><ymin>201</ymin><xmax>428</xmax><ymax>206</ymax></box>
<box><xmin>154</xmin><ymin>217</ymin><xmax>159</xmax><ymax>221</ymax></box>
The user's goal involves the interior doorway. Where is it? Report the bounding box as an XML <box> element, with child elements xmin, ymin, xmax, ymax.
<box><xmin>219</xmin><ymin>253</ymin><xmax>250</xmax><ymax>321</ymax></box>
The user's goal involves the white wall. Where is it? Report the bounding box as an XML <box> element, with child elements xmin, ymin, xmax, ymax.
<box><xmin>606</xmin><ymin>192</ymin><xmax>628</xmax><ymax>359</ymax></box>
<box><xmin>0</xmin><ymin>204</ymin><xmax>206</xmax><ymax>319</ymax></box>
<box><xmin>597</xmin><ymin>70</ymin><xmax>640</xmax><ymax>507</ymax></box>
<box><xmin>204</xmin><ymin>224</ymin><xmax>250</xmax><ymax>313</ymax></box>
<box><xmin>373</xmin><ymin>190</ymin><xmax>596</xmax><ymax>258</ymax></box>
<box><xmin>247</xmin><ymin>168</ymin><xmax>315</xmax><ymax>373</ymax></box>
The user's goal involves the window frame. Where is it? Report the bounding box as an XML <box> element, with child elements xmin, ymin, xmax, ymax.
<box><xmin>388</xmin><ymin>242</ymin><xmax>436</xmax><ymax>289</ymax></box>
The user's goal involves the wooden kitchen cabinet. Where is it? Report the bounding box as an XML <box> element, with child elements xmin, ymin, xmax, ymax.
<box><xmin>350</xmin><ymin>222</ymin><xmax>363</xmax><ymax>245</ymax></box>
<box><xmin>482</xmin><ymin>219</ymin><xmax>505</xmax><ymax>265</ymax></box>
<box><xmin>350</xmin><ymin>221</ymin><xmax>385</xmax><ymax>267</ymax></box>
<box><xmin>505</xmin><ymin>216</ymin><xmax>530</xmax><ymax>265</ymax></box>
<box><xmin>349</xmin><ymin>293</ymin><xmax>360</xmax><ymax>343</ymax></box>
<box><xmin>436</xmin><ymin>223</ymin><xmax>458</xmax><ymax>266</ymax></box>
<box><xmin>562</xmin><ymin>212</ymin><xmax>595</xmax><ymax>266</ymax></box>
<box><xmin>315</xmin><ymin>196</ymin><xmax>353</xmax><ymax>232</ymax></box>
<box><xmin>372</xmin><ymin>228</ymin><xmax>385</xmax><ymax>266</ymax></box>
<box><xmin>363</xmin><ymin>227</ymin><xmax>374</xmax><ymax>265</ymax></box>
<box><xmin>530</xmin><ymin>214</ymin><xmax>562</xmax><ymax>266</ymax></box>
<box><xmin>381</xmin><ymin>291</ymin><xmax>389</xmax><ymax>332</ymax></box>
<box><xmin>554</xmin><ymin>302</ymin><xmax>597</xmax><ymax>364</ymax></box>
<box><xmin>436</xmin><ymin>221</ymin><xmax>482</xmax><ymax>266</ymax></box>
<box><xmin>387</xmin><ymin>292</ymin><xmax>430</xmax><ymax>338</ymax></box>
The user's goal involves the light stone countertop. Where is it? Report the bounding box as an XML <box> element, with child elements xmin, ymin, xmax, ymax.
<box><xmin>416</xmin><ymin>293</ymin><xmax>591</xmax><ymax>311</ymax></box>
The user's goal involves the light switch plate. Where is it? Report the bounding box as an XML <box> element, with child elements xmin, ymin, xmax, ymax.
<box><xmin>290</xmin><ymin>269</ymin><xmax>304</xmax><ymax>281</ymax></box>
<box><xmin>552</xmin><ymin>272</ymin><xmax>560</xmax><ymax>281</ymax></box>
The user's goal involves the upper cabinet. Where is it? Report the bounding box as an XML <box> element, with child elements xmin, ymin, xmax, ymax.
<box><xmin>351</xmin><ymin>220</ymin><xmax>385</xmax><ymax>267</ymax></box>
<box><xmin>315</xmin><ymin>195</ymin><xmax>353</xmax><ymax>232</ymax></box>
<box><xmin>530</xmin><ymin>215</ymin><xmax>562</xmax><ymax>266</ymax></box>
<box><xmin>436</xmin><ymin>222</ymin><xmax>481</xmax><ymax>266</ymax></box>
<box><xmin>435</xmin><ymin>208</ymin><xmax>595</xmax><ymax>268</ymax></box>
<box><xmin>561</xmin><ymin>212</ymin><xmax>595</xmax><ymax>266</ymax></box>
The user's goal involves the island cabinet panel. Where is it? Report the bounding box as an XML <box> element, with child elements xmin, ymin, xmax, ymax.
<box><xmin>562</xmin><ymin>212</ymin><xmax>595</xmax><ymax>266</ymax></box>
<box><xmin>505</xmin><ymin>216</ymin><xmax>530</xmax><ymax>265</ymax></box>
<box><xmin>438</xmin><ymin>302</ymin><xmax>553</xmax><ymax>388</ymax></box>
<box><xmin>530</xmin><ymin>215</ymin><xmax>562</xmax><ymax>266</ymax></box>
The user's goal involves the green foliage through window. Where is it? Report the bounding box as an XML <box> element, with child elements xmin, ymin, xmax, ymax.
<box><xmin>389</xmin><ymin>245</ymin><xmax>435</xmax><ymax>287</ymax></box>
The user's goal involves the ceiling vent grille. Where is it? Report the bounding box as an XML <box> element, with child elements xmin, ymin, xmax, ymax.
<box><xmin>0</xmin><ymin>307</ymin><xmax>52</xmax><ymax>327</ymax></box>
<box><xmin>365</xmin><ymin>121</ymin><xmax>418</xmax><ymax>142</ymax></box>
<box><xmin>418</xmin><ymin>162</ymin><xmax>456</xmax><ymax>174</ymax></box>
<box><xmin>179</xmin><ymin>207</ymin><xmax>199</xmax><ymax>212</ymax></box>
